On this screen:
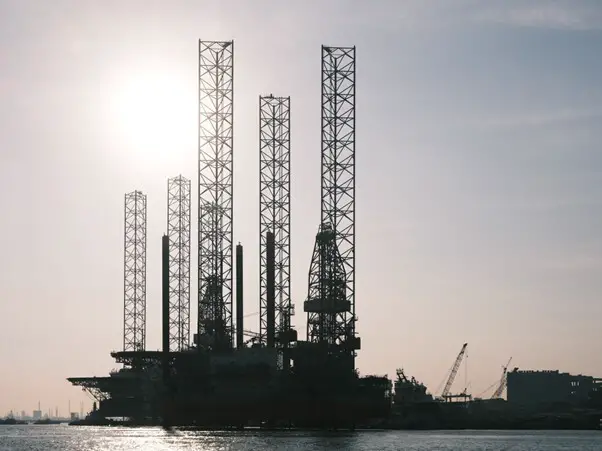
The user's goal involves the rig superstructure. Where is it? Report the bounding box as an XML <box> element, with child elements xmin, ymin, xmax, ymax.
<box><xmin>68</xmin><ymin>40</ymin><xmax>392</xmax><ymax>428</ymax></box>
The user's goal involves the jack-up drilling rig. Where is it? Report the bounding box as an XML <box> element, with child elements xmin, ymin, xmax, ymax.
<box><xmin>68</xmin><ymin>42</ymin><xmax>392</xmax><ymax>429</ymax></box>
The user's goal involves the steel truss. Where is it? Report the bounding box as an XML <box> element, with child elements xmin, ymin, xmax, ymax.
<box><xmin>306</xmin><ymin>46</ymin><xmax>357</xmax><ymax>360</ymax></box>
<box><xmin>259</xmin><ymin>95</ymin><xmax>292</xmax><ymax>346</ymax></box>
<box><xmin>167</xmin><ymin>176</ymin><xmax>191</xmax><ymax>351</ymax></box>
<box><xmin>111</xmin><ymin>351</ymin><xmax>171</xmax><ymax>369</ymax></box>
<box><xmin>124</xmin><ymin>191</ymin><xmax>147</xmax><ymax>352</ymax></box>
<box><xmin>198</xmin><ymin>40</ymin><xmax>234</xmax><ymax>350</ymax></box>
<box><xmin>67</xmin><ymin>378</ymin><xmax>111</xmax><ymax>402</ymax></box>
<box><xmin>305</xmin><ymin>224</ymin><xmax>347</xmax><ymax>344</ymax></box>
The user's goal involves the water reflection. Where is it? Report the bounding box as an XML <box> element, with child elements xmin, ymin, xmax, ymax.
<box><xmin>0</xmin><ymin>426</ymin><xmax>601</xmax><ymax>451</ymax></box>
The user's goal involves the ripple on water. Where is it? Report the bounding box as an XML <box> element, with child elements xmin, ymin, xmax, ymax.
<box><xmin>0</xmin><ymin>426</ymin><xmax>601</xmax><ymax>450</ymax></box>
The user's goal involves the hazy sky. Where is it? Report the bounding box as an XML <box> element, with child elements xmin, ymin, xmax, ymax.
<box><xmin>1</xmin><ymin>0</ymin><xmax>601</xmax><ymax>415</ymax></box>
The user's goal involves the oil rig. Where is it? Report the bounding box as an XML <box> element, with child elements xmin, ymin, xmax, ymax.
<box><xmin>68</xmin><ymin>41</ymin><xmax>392</xmax><ymax>428</ymax></box>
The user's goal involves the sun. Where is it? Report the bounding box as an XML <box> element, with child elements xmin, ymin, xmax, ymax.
<box><xmin>107</xmin><ymin>69</ymin><xmax>196</xmax><ymax>168</ymax></box>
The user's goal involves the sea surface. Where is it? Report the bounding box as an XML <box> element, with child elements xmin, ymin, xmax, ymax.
<box><xmin>0</xmin><ymin>425</ymin><xmax>601</xmax><ymax>450</ymax></box>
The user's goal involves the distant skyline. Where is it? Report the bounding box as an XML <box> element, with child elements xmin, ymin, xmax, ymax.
<box><xmin>4</xmin><ymin>404</ymin><xmax>83</xmax><ymax>420</ymax></box>
<box><xmin>0</xmin><ymin>0</ymin><xmax>601</xmax><ymax>414</ymax></box>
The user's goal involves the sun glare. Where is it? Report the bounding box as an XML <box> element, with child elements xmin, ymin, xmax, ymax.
<box><xmin>108</xmin><ymin>71</ymin><xmax>195</xmax><ymax>168</ymax></box>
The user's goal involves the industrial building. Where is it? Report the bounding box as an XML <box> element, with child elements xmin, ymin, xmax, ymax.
<box><xmin>507</xmin><ymin>369</ymin><xmax>602</xmax><ymax>408</ymax></box>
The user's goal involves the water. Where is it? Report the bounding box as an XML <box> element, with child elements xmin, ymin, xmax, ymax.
<box><xmin>1</xmin><ymin>426</ymin><xmax>601</xmax><ymax>450</ymax></box>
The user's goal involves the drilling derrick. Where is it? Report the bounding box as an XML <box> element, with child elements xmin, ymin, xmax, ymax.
<box><xmin>167</xmin><ymin>176</ymin><xmax>191</xmax><ymax>351</ymax></box>
<box><xmin>305</xmin><ymin>224</ymin><xmax>347</xmax><ymax>344</ymax></box>
<box><xmin>259</xmin><ymin>95</ymin><xmax>294</xmax><ymax>349</ymax></box>
<box><xmin>304</xmin><ymin>46</ymin><xmax>358</xmax><ymax>367</ymax></box>
<box><xmin>123</xmin><ymin>190</ymin><xmax>147</xmax><ymax>352</ymax></box>
<box><xmin>198</xmin><ymin>40</ymin><xmax>234</xmax><ymax>350</ymax></box>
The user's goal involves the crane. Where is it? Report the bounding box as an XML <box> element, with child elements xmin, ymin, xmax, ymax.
<box><xmin>242</xmin><ymin>329</ymin><xmax>261</xmax><ymax>346</ymax></box>
<box><xmin>491</xmin><ymin>357</ymin><xmax>512</xmax><ymax>399</ymax></box>
<box><xmin>441</xmin><ymin>343</ymin><xmax>468</xmax><ymax>399</ymax></box>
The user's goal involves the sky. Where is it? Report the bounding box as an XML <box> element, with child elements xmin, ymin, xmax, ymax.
<box><xmin>0</xmin><ymin>0</ymin><xmax>601</xmax><ymax>416</ymax></box>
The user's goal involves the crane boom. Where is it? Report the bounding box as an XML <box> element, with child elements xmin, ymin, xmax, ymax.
<box><xmin>441</xmin><ymin>343</ymin><xmax>468</xmax><ymax>397</ymax></box>
<box><xmin>243</xmin><ymin>329</ymin><xmax>259</xmax><ymax>338</ymax></box>
<box><xmin>491</xmin><ymin>357</ymin><xmax>512</xmax><ymax>399</ymax></box>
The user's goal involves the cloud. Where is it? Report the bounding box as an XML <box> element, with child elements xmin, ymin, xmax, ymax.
<box><xmin>469</xmin><ymin>0</ymin><xmax>602</xmax><ymax>31</ymax></box>
<box><xmin>327</xmin><ymin>0</ymin><xmax>602</xmax><ymax>33</ymax></box>
<box><xmin>467</xmin><ymin>107</ymin><xmax>602</xmax><ymax>130</ymax></box>
<box><xmin>410</xmin><ymin>107</ymin><xmax>602</xmax><ymax>137</ymax></box>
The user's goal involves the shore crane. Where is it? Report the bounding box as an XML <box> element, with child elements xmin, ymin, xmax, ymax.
<box><xmin>491</xmin><ymin>357</ymin><xmax>512</xmax><ymax>399</ymax></box>
<box><xmin>440</xmin><ymin>343</ymin><xmax>468</xmax><ymax>400</ymax></box>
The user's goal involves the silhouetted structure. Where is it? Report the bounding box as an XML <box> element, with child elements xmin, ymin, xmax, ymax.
<box><xmin>69</xmin><ymin>41</ymin><xmax>393</xmax><ymax>429</ymax></box>
<box><xmin>440</xmin><ymin>343</ymin><xmax>470</xmax><ymax>402</ymax></box>
<box><xmin>123</xmin><ymin>190</ymin><xmax>147</xmax><ymax>352</ymax></box>
<box><xmin>197</xmin><ymin>40</ymin><xmax>234</xmax><ymax>351</ymax></box>
<box><xmin>162</xmin><ymin>234</ymin><xmax>170</xmax><ymax>356</ymax></box>
<box><xmin>167</xmin><ymin>176</ymin><xmax>191</xmax><ymax>351</ymax></box>
<box><xmin>69</xmin><ymin>40</ymin><xmax>602</xmax><ymax>430</ymax></box>
<box><xmin>304</xmin><ymin>46</ymin><xmax>360</xmax><ymax>370</ymax></box>
<box><xmin>235</xmin><ymin>243</ymin><xmax>244</xmax><ymax>349</ymax></box>
<box><xmin>259</xmin><ymin>95</ymin><xmax>293</xmax><ymax>351</ymax></box>
<box><xmin>507</xmin><ymin>369</ymin><xmax>602</xmax><ymax>408</ymax></box>
<box><xmin>265</xmin><ymin>231</ymin><xmax>276</xmax><ymax>349</ymax></box>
